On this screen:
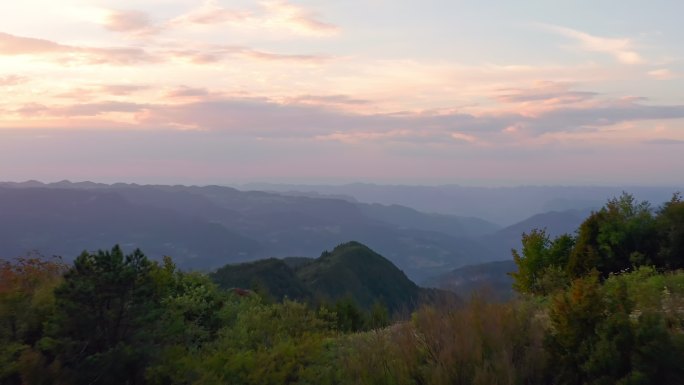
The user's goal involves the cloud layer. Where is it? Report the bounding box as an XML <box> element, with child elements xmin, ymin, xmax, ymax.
<box><xmin>0</xmin><ymin>0</ymin><xmax>682</xmax><ymax>184</ymax></box>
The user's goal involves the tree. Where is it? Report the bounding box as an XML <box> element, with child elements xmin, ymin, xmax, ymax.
<box><xmin>569</xmin><ymin>193</ymin><xmax>659</xmax><ymax>278</ymax></box>
<box><xmin>547</xmin><ymin>270</ymin><xmax>684</xmax><ymax>385</ymax></box>
<box><xmin>546</xmin><ymin>273</ymin><xmax>604</xmax><ymax>385</ymax></box>
<box><xmin>367</xmin><ymin>301</ymin><xmax>390</xmax><ymax>330</ymax></box>
<box><xmin>333</xmin><ymin>297</ymin><xmax>365</xmax><ymax>332</ymax></box>
<box><xmin>145</xmin><ymin>259</ymin><xmax>228</xmax><ymax>385</ymax></box>
<box><xmin>511</xmin><ymin>229</ymin><xmax>574</xmax><ymax>295</ymax></box>
<box><xmin>45</xmin><ymin>246</ymin><xmax>161</xmax><ymax>385</ymax></box>
<box><xmin>656</xmin><ymin>193</ymin><xmax>684</xmax><ymax>269</ymax></box>
<box><xmin>0</xmin><ymin>256</ymin><xmax>65</xmax><ymax>385</ymax></box>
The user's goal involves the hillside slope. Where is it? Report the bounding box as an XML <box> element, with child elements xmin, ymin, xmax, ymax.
<box><xmin>477</xmin><ymin>209</ymin><xmax>590</xmax><ymax>261</ymax></box>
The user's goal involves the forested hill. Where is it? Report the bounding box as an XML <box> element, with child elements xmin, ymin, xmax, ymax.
<box><xmin>211</xmin><ymin>241</ymin><xmax>429</xmax><ymax>312</ymax></box>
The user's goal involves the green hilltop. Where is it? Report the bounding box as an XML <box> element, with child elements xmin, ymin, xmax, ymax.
<box><xmin>210</xmin><ymin>241</ymin><xmax>425</xmax><ymax>311</ymax></box>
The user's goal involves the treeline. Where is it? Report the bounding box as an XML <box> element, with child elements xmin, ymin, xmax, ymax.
<box><xmin>511</xmin><ymin>192</ymin><xmax>684</xmax><ymax>295</ymax></box>
<box><xmin>0</xmin><ymin>247</ymin><xmax>393</xmax><ymax>385</ymax></box>
<box><xmin>1</xmin><ymin>193</ymin><xmax>683</xmax><ymax>385</ymax></box>
<box><xmin>506</xmin><ymin>192</ymin><xmax>684</xmax><ymax>384</ymax></box>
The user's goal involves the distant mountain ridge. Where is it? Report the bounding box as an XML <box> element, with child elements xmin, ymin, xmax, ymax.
<box><xmin>241</xmin><ymin>182</ymin><xmax>680</xmax><ymax>225</ymax></box>
<box><xmin>476</xmin><ymin>208</ymin><xmax>591</xmax><ymax>261</ymax></box>
<box><xmin>0</xmin><ymin>187</ymin><xmax>260</xmax><ymax>269</ymax></box>
<box><xmin>422</xmin><ymin>209</ymin><xmax>592</xmax><ymax>299</ymax></box>
<box><xmin>0</xmin><ymin>180</ymin><xmax>641</xmax><ymax>282</ymax></box>
<box><xmin>0</xmin><ymin>181</ymin><xmax>499</xmax><ymax>280</ymax></box>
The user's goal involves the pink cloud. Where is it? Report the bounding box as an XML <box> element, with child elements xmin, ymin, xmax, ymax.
<box><xmin>104</xmin><ymin>10</ymin><xmax>155</xmax><ymax>34</ymax></box>
<box><xmin>648</xmin><ymin>68</ymin><xmax>678</xmax><ymax>80</ymax></box>
<box><xmin>287</xmin><ymin>94</ymin><xmax>370</xmax><ymax>106</ymax></box>
<box><xmin>313</xmin><ymin>129</ymin><xmax>447</xmax><ymax>144</ymax></box>
<box><xmin>60</xmin><ymin>101</ymin><xmax>147</xmax><ymax>116</ymax></box>
<box><xmin>0</xmin><ymin>32</ymin><xmax>159</xmax><ymax>65</ymax></box>
<box><xmin>166</xmin><ymin>0</ymin><xmax>339</xmax><ymax>37</ymax></box>
<box><xmin>0</xmin><ymin>13</ymin><xmax>332</xmax><ymax>68</ymax></box>
<box><xmin>14</xmin><ymin>103</ymin><xmax>50</xmax><ymax>117</ymax></box>
<box><xmin>132</xmin><ymin>94</ymin><xmax>684</xmax><ymax>146</ymax></box>
<box><xmin>168</xmin><ymin>1</ymin><xmax>250</xmax><ymax>26</ymax></box>
<box><xmin>134</xmin><ymin>93</ymin><xmax>684</xmax><ymax>141</ymax></box>
<box><xmin>100</xmin><ymin>84</ymin><xmax>150</xmax><ymax>95</ymax></box>
<box><xmin>260</xmin><ymin>0</ymin><xmax>339</xmax><ymax>36</ymax></box>
<box><xmin>0</xmin><ymin>32</ymin><xmax>63</xmax><ymax>54</ymax></box>
<box><xmin>8</xmin><ymin>89</ymin><xmax>684</xmax><ymax>147</ymax></box>
<box><xmin>165</xmin><ymin>86</ymin><xmax>211</xmax><ymax>98</ymax></box>
<box><xmin>80</xmin><ymin>47</ymin><xmax>158</xmax><ymax>65</ymax></box>
<box><xmin>55</xmin><ymin>85</ymin><xmax>150</xmax><ymax>100</ymax></box>
<box><xmin>0</xmin><ymin>75</ymin><xmax>28</xmax><ymax>86</ymax></box>
<box><xmin>14</xmin><ymin>101</ymin><xmax>148</xmax><ymax>118</ymax></box>
<box><xmin>495</xmin><ymin>81</ymin><xmax>598</xmax><ymax>105</ymax></box>
<box><xmin>0</xmin><ymin>34</ymin><xmax>330</xmax><ymax>67</ymax></box>
<box><xmin>241</xmin><ymin>49</ymin><xmax>329</xmax><ymax>63</ymax></box>
<box><xmin>167</xmin><ymin>45</ymin><xmax>329</xmax><ymax>64</ymax></box>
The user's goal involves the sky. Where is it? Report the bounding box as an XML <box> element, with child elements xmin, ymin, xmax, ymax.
<box><xmin>0</xmin><ymin>0</ymin><xmax>683</xmax><ymax>186</ymax></box>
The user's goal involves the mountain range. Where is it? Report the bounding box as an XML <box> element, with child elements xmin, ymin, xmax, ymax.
<box><xmin>1</xmin><ymin>180</ymin><xmax>660</xmax><ymax>283</ymax></box>
<box><xmin>242</xmin><ymin>183</ymin><xmax>680</xmax><ymax>225</ymax></box>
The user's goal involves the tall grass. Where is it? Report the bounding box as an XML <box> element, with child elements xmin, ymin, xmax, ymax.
<box><xmin>342</xmin><ymin>295</ymin><xmax>549</xmax><ymax>385</ymax></box>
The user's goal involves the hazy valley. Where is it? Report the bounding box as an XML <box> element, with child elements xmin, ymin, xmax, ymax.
<box><xmin>1</xmin><ymin>180</ymin><xmax>655</xmax><ymax>285</ymax></box>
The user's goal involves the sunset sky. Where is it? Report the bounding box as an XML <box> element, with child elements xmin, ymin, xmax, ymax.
<box><xmin>1</xmin><ymin>0</ymin><xmax>683</xmax><ymax>185</ymax></box>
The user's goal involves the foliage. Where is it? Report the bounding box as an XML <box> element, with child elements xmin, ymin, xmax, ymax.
<box><xmin>546</xmin><ymin>270</ymin><xmax>684</xmax><ymax>385</ymax></box>
<box><xmin>510</xmin><ymin>229</ymin><xmax>573</xmax><ymax>295</ymax></box>
<box><xmin>569</xmin><ymin>193</ymin><xmax>660</xmax><ymax>278</ymax></box>
<box><xmin>154</xmin><ymin>296</ymin><xmax>343</xmax><ymax>385</ymax></box>
<box><xmin>512</xmin><ymin>192</ymin><xmax>684</xmax><ymax>293</ymax></box>
<box><xmin>43</xmin><ymin>246</ymin><xmax>163</xmax><ymax>385</ymax></box>
<box><xmin>508</xmin><ymin>193</ymin><xmax>684</xmax><ymax>384</ymax></box>
<box><xmin>342</xmin><ymin>296</ymin><xmax>549</xmax><ymax>385</ymax></box>
<box><xmin>656</xmin><ymin>193</ymin><xmax>684</xmax><ymax>269</ymax></box>
<box><xmin>0</xmin><ymin>255</ymin><xmax>66</xmax><ymax>385</ymax></box>
<box><xmin>210</xmin><ymin>258</ymin><xmax>311</xmax><ymax>302</ymax></box>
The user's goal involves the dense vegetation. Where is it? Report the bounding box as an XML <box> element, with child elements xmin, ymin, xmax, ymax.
<box><xmin>511</xmin><ymin>192</ymin><xmax>684</xmax><ymax>295</ymax></box>
<box><xmin>1</xmin><ymin>193</ymin><xmax>682</xmax><ymax>384</ymax></box>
